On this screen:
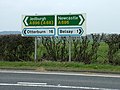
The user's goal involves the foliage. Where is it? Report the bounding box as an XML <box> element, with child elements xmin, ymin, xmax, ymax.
<box><xmin>103</xmin><ymin>34</ymin><xmax>120</xmax><ymax>65</ymax></box>
<box><xmin>0</xmin><ymin>35</ymin><xmax>34</xmax><ymax>61</ymax></box>
<box><xmin>41</xmin><ymin>34</ymin><xmax>103</xmax><ymax>64</ymax></box>
<box><xmin>41</xmin><ymin>37</ymin><xmax>69</xmax><ymax>61</ymax></box>
<box><xmin>0</xmin><ymin>34</ymin><xmax>120</xmax><ymax>65</ymax></box>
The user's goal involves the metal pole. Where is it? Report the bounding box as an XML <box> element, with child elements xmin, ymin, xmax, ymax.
<box><xmin>34</xmin><ymin>13</ymin><xmax>38</xmax><ymax>63</ymax></box>
<box><xmin>34</xmin><ymin>37</ymin><xmax>37</xmax><ymax>63</ymax></box>
<box><xmin>69</xmin><ymin>36</ymin><xmax>72</xmax><ymax>62</ymax></box>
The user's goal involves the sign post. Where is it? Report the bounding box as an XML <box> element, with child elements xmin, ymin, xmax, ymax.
<box><xmin>22</xmin><ymin>15</ymin><xmax>55</xmax><ymax>63</ymax></box>
<box><xmin>22</xmin><ymin>14</ymin><xmax>86</xmax><ymax>62</ymax></box>
<box><xmin>34</xmin><ymin>37</ymin><xmax>37</xmax><ymax>63</ymax></box>
<box><xmin>69</xmin><ymin>36</ymin><xmax>72</xmax><ymax>62</ymax></box>
<box><xmin>57</xmin><ymin>14</ymin><xmax>86</xmax><ymax>62</ymax></box>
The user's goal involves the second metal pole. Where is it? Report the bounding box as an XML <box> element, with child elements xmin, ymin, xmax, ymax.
<box><xmin>34</xmin><ymin>37</ymin><xmax>37</xmax><ymax>63</ymax></box>
<box><xmin>69</xmin><ymin>36</ymin><xmax>72</xmax><ymax>62</ymax></box>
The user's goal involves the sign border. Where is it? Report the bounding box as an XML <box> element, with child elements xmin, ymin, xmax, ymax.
<box><xmin>57</xmin><ymin>27</ymin><xmax>84</xmax><ymax>36</ymax></box>
<box><xmin>22</xmin><ymin>28</ymin><xmax>56</xmax><ymax>36</ymax></box>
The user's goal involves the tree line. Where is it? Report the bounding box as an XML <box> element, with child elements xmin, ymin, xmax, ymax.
<box><xmin>0</xmin><ymin>34</ymin><xmax>120</xmax><ymax>65</ymax></box>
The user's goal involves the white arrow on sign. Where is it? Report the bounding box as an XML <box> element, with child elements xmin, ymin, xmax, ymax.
<box><xmin>79</xmin><ymin>15</ymin><xmax>84</xmax><ymax>25</ymax></box>
<box><xmin>22</xmin><ymin>28</ymin><xmax>55</xmax><ymax>36</ymax></box>
<box><xmin>58</xmin><ymin>27</ymin><xmax>84</xmax><ymax>36</ymax></box>
<box><xmin>24</xmin><ymin>16</ymin><xmax>29</xmax><ymax>26</ymax></box>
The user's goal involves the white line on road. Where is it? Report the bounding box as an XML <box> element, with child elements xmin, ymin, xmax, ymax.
<box><xmin>17</xmin><ymin>82</ymin><xmax>47</xmax><ymax>85</ymax></box>
<box><xmin>0</xmin><ymin>70</ymin><xmax>120</xmax><ymax>78</ymax></box>
<box><xmin>0</xmin><ymin>82</ymin><xmax>119</xmax><ymax>90</ymax></box>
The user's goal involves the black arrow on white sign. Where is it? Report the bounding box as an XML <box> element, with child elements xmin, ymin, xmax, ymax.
<box><xmin>78</xmin><ymin>29</ymin><xmax>82</xmax><ymax>34</ymax></box>
<box><xmin>77</xmin><ymin>29</ymin><xmax>82</xmax><ymax>34</ymax></box>
<box><xmin>24</xmin><ymin>29</ymin><xmax>26</xmax><ymax>34</ymax></box>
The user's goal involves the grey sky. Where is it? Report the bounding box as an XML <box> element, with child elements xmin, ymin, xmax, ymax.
<box><xmin>0</xmin><ymin>0</ymin><xmax>120</xmax><ymax>34</ymax></box>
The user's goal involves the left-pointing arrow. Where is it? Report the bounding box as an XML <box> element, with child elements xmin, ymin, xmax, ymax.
<box><xmin>24</xmin><ymin>29</ymin><xmax>26</xmax><ymax>34</ymax></box>
<box><xmin>24</xmin><ymin>16</ymin><xmax>29</xmax><ymax>26</ymax></box>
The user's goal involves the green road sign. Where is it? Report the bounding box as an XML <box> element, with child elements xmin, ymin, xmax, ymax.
<box><xmin>57</xmin><ymin>14</ymin><xmax>85</xmax><ymax>26</ymax></box>
<box><xmin>23</xmin><ymin>15</ymin><xmax>55</xmax><ymax>26</ymax></box>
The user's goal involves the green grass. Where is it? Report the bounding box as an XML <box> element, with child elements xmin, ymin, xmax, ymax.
<box><xmin>0</xmin><ymin>61</ymin><xmax>120</xmax><ymax>73</ymax></box>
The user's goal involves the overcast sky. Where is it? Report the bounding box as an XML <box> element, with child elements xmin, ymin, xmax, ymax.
<box><xmin>0</xmin><ymin>0</ymin><xmax>120</xmax><ymax>34</ymax></box>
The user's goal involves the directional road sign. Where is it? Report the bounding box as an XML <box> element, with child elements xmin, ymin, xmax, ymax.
<box><xmin>57</xmin><ymin>14</ymin><xmax>86</xmax><ymax>36</ymax></box>
<box><xmin>57</xmin><ymin>14</ymin><xmax>85</xmax><ymax>26</ymax></box>
<box><xmin>23</xmin><ymin>15</ymin><xmax>55</xmax><ymax>26</ymax></box>
<box><xmin>58</xmin><ymin>27</ymin><xmax>84</xmax><ymax>36</ymax></box>
<box><xmin>22</xmin><ymin>14</ymin><xmax>86</xmax><ymax>37</ymax></box>
<box><xmin>22</xmin><ymin>15</ymin><xmax>55</xmax><ymax>36</ymax></box>
<box><xmin>22</xmin><ymin>28</ymin><xmax>55</xmax><ymax>36</ymax></box>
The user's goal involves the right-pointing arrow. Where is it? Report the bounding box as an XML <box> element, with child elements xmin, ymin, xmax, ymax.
<box><xmin>78</xmin><ymin>29</ymin><xmax>82</xmax><ymax>34</ymax></box>
<box><xmin>79</xmin><ymin>15</ymin><xmax>85</xmax><ymax>26</ymax></box>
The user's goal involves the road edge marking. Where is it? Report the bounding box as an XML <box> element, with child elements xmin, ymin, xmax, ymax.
<box><xmin>0</xmin><ymin>70</ymin><xmax>120</xmax><ymax>78</ymax></box>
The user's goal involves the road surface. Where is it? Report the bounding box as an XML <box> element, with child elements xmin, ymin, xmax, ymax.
<box><xmin>0</xmin><ymin>70</ymin><xmax>120</xmax><ymax>90</ymax></box>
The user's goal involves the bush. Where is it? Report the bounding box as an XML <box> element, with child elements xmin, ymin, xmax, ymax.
<box><xmin>0</xmin><ymin>35</ymin><xmax>34</xmax><ymax>61</ymax></box>
<box><xmin>0</xmin><ymin>34</ymin><xmax>120</xmax><ymax>65</ymax></box>
<box><xmin>103</xmin><ymin>34</ymin><xmax>120</xmax><ymax>65</ymax></box>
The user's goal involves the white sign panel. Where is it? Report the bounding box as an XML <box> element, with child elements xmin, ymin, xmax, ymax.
<box><xmin>22</xmin><ymin>28</ymin><xmax>55</xmax><ymax>36</ymax></box>
<box><xmin>58</xmin><ymin>27</ymin><xmax>84</xmax><ymax>36</ymax></box>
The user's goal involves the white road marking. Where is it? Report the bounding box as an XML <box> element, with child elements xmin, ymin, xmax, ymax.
<box><xmin>0</xmin><ymin>70</ymin><xmax>120</xmax><ymax>78</ymax></box>
<box><xmin>17</xmin><ymin>82</ymin><xmax>47</xmax><ymax>85</ymax></box>
<box><xmin>0</xmin><ymin>83</ymin><xmax>19</xmax><ymax>86</ymax></box>
<box><xmin>0</xmin><ymin>82</ymin><xmax>119</xmax><ymax>90</ymax></box>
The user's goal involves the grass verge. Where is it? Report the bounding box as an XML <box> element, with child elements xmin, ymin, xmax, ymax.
<box><xmin>0</xmin><ymin>61</ymin><xmax>120</xmax><ymax>73</ymax></box>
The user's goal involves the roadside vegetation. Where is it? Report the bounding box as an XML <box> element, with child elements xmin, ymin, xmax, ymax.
<box><xmin>0</xmin><ymin>61</ymin><xmax>120</xmax><ymax>73</ymax></box>
<box><xmin>0</xmin><ymin>34</ymin><xmax>120</xmax><ymax>72</ymax></box>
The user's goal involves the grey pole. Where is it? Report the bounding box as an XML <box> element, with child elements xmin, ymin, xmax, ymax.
<box><xmin>34</xmin><ymin>37</ymin><xmax>37</xmax><ymax>63</ymax></box>
<box><xmin>34</xmin><ymin>13</ymin><xmax>38</xmax><ymax>63</ymax></box>
<box><xmin>69</xmin><ymin>36</ymin><xmax>72</xmax><ymax>62</ymax></box>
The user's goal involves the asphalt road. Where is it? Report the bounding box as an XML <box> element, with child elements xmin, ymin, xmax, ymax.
<box><xmin>0</xmin><ymin>70</ymin><xmax>120</xmax><ymax>90</ymax></box>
